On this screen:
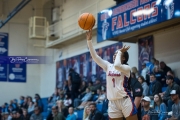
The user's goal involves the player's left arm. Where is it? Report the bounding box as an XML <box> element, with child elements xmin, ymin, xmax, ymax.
<box><xmin>114</xmin><ymin>50</ymin><xmax>131</xmax><ymax>77</ymax></box>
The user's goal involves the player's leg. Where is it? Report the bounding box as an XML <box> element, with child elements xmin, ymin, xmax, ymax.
<box><xmin>121</xmin><ymin>97</ymin><xmax>138</xmax><ymax>120</ymax></box>
<box><xmin>109</xmin><ymin>117</ymin><xmax>123</xmax><ymax>120</ymax></box>
<box><xmin>126</xmin><ymin>114</ymin><xmax>138</xmax><ymax>120</ymax></box>
<box><xmin>108</xmin><ymin>101</ymin><xmax>123</xmax><ymax>120</ymax></box>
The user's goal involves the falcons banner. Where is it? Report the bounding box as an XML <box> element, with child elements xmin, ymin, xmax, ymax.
<box><xmin>56</xmin><ymin>42</ymin><xmax>122</xmax><ymax>89</ymax></box>
<box><xmin>97</xmin><ymin>0</ymin><xmax>180</xmax><ymax>42</ymax></box>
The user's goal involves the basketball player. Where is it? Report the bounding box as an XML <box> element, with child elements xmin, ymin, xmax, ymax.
<box><xmin>86</xmin><ymin>29</ymin><xmax>138</xmax><ymax>120</ymax></box>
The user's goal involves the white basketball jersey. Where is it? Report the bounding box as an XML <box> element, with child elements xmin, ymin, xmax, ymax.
<box><xmin>106</xmin><ymin>64</ymin><xmax>130</xmax><ymax>100</ymax></box>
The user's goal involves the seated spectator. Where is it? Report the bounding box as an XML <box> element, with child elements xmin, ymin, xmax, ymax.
<box><xmin>89</xmin><ymin>102</ymin><xmax>104</xmax><ymax>120</ymax></box>
<box><xmin>58</xmin><ymin>88</ymin><xmax>64</xmax><ymax>96</ymax></box>
<box><xmin>148</xmin><ymin>57</ymin><xmax>156</xmax><ymax>74</ymax></box>
<box><xmin>1</xmin><ymin>103</ymin><xmax>8</xmax><ymax>113</ymax></box>
<box><xmin>153</xmin><ymin>94</ymin><xmax>167</xmax><ymax>120</ymax></box>
<box><xmin>160</xmin><ymin>61</ymin><xmax>172</xmax><ymax>75</ymax></box>
<box><xmin>95</xmin><ymin>89</ymin><xmax>106</xmax><ymax>103</ymax></box>
<box><xmin>138</xmin><ymin>76</ymin><xmax>149</xmax><ymax>96</ymax></box>
<box><xmin>10</xmin><ymin>100</ymin><xmax>18</xmax><ymax>111</ymax></box>
<box><xmin>27</xmin><ymin>96</ymin><xmax>33</xmax><ymax>105</ymax></box>
<box><xmin>141</xmin><ymin>63</ymin><xmax>150</xmax><ymax>81</ymax></box>
<box><xmin>58</xmin><ymin>93</ymin><xmax>65</xmax><ymax>101</ymax></box>
<box><xmin>66</xmin><ymin>107</ymin><xmax>76</xmax><ymax>120</ymax></box>
<box><xmin>148</xmin><ymin>74</ymin><xmax>162</xmax><ymax>99</ymax></box>
<box><xmin>8</xmin><ymin>105</ymin><xmax>15</xmax><ymax>113</ymax></box>
<box><xmin>141</xmin><ymin>96</ymin><xmax>158</xmax><ymax>120</ymax></box>
<box><xmin>22</xmin><ymin>109</ymin><xmax>30</xmax><ymax>120</ymax></box>
<box><xmin>4</xmin><ymin>112</ymin><xmax>11</xmax><ymax>120</ymax></box>
<box><xmin>30</xmin><ymin>106</ymin><xmax>43</xmax><ymax>120</ymax></box>
<box><xmin>52</xmin><ymin>105</ymin><xmax>65</xmax><ymax>120</ymax></box>
<box><xmin>57</xmin><ymin>100</ymin><xmax>68</xmax><ymax>118</ymax></box>
<box><xmin>19</xmin><ymin>96</ymin><xmax>25</xmax><ymax>107</ymax></box>
<box><xmin>131</xmin><ymin>72</ymin><xmax>136</xmax><ymax>79</ymax></box>
<box><xmin>21</xmin><ymin>97</ymin><xmax>28</xmax><ymax>109</ymax></box>
<box><xmin>131</xmin><ymin>67</ymin><xmax>140</xmax><ymax>78</ymax></box>
<box><xmin>83</xmin><ymin>106</ymin><xmax>90</xmax><ymax>120</ymax></box>
<box><xmin>74</xmin><ymin>88</ymin><xmax>92</xmax><ymax>108</ymax></box>
<box><xmin>16</xmin><ymin>109</ymin><xmax>23</xmax><ymax>120</ymax></box>
<box><xmin>63</xmin><ymin>80</ymin><xmax>70</xmax><ymax>95</ymax></box>
<box><xmin>167</xmin><ymin>70</ymin><xmax>180</xmax><ymax>86</ymax></box>
<box><xmin>34</xmin><ymin>94</ymin><xmax>43</xmax><ymax>112</ymax></box>
<box><xmin>153</xmin><ymin>66</ymin><xmax>166</xmax><ymax>86</ymax></box>
<box><xmin>155</xmin><ymin>59</ymin><xmax>159</xmax><ymax>67</ymax></box>
<box><xmin>64</xmin><ymin>94</ymin><xmax>72</xmax><ymax>108</ymax></box>
<box><xmin>91</xmin><ymin>80</ymin><xmax>102</xmax><ymax>94</ymax></box>
<box><xmin>78</xmin><ymin>81</ymin><xmax>87</xmax><ymax>96</ymax></box>
<box><xmin>48</xmin><ymin>88</ymin><xmax>59</xmax><ymax>109</ymax></box>
<box><xmin>166</xmin><ymin>90</ymin><xmax>180</xmax><ymax>120</ymax></box>
<box><xmin>161</xmin><ymin>75</ymin><xmax>180</xmax><ymax>112</ymax></box>
<box><xmin>28</xmin><ymin>101</ymin><xmax>35</xmax><ymax>115</ymax></box>
<box><xmin>11</xmin><ymin>111</ymin><xmax>17</xmax><ymax>120</ymax></box>
<box><xmin>7</xmin><ymin>112</ymin><xmax>12</xmax><ymax>120</ymax></box>
<box><xmin>87</xmin><ymin>81</ymin><xmax>94</xmax><ymax>92</ymax></box>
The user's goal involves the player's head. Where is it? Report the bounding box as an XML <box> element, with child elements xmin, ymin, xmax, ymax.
<box><xmin>113</xmin><ymin>50</ymin><xmax>129</xmax><ymax>64</ymax></box>
<box><xmin>121</xmin><ymin>51</ymin><xmax>129</xmax><ymax>64</ymax></box>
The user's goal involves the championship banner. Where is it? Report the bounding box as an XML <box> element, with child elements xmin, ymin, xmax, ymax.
<box><xmin>97</xmin><ymin>0</ymin><xmax>180</xmax><ymax>42</ymax></box>
<box><xmin>0</xmin><ymin>64</ymin><xmax>8</xmax><ymax>82</ymax></box>
<box><xmin>8</xmin><ymin>64</ymin><xmax>26</xmax><ymax>82</ymax></box>
<box><xmin>0</xmin><ymin>33</ymin><xmax>8</xmax><ymax>56</ymax></box>
<box><xmin>56</xmin><ymin>42</ymin><xmax>122</xmax><ymax>88</ymax></box>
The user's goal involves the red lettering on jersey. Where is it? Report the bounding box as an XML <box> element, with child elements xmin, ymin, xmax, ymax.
<box><xmin>108</xmin><ymin>71</ymin><xmax>121</xmax><ymax>76</ymax></box>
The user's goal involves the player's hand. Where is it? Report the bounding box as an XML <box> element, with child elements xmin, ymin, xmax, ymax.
<box><xmin>120</xmin><ymin>45</ymin><xmax>130</xmax><ymax>53</ymax></box>
<box><xmin>86</xmin><ymin>29</ymin><xmax>92</xmax><ymax>41</ymax></box>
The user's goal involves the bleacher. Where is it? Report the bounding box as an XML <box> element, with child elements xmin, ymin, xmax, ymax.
<box><xmin>40</xmin><ymin>95</ymin><xmax>103</xmax><ymax>120</ymax></box>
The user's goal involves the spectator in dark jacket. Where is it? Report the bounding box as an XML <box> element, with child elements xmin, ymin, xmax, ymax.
<box><xmin>167</xmin><ymin>70</ymin><xmax>180</xmax><ymax>86</ymax></box>
<box><xmin>153</xmin><ymin>66</ymin><xmax>166</xmax><ymax>86</ymax></box>
<box><xmin>89</xmin><ymin>103</ymin><xmax>104</xmax><ymax>120</ymax></box>
<box><xmin>161</xmin><ymin>75</ymin><xmax>180</xmax><ymax>112</ymax></box>
<box><xmin>148</xmin><ymin>74</ymin><xmax>162</xmax><ymax>99</ymax></box>
<box><xmin>160</xmin><ymin>61</ymin><xmax>172</xmax><ymax>75</ymax></box>
<box><xmin>34</xmin><ymin>94</ymin><xmax>43</xmax><ymax>112</ymax></box>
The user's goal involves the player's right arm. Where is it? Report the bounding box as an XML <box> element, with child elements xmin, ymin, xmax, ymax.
<box><xmin>86</xmin><ymin>30</ymin><xmax>108</xmax><ymax>71</ymax></box>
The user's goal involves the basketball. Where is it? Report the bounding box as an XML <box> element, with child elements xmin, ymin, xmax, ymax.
<box><xmin>78</xmin><ymin>13</ymin><xmax>96</xmax><ymax>30</ymax></box>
